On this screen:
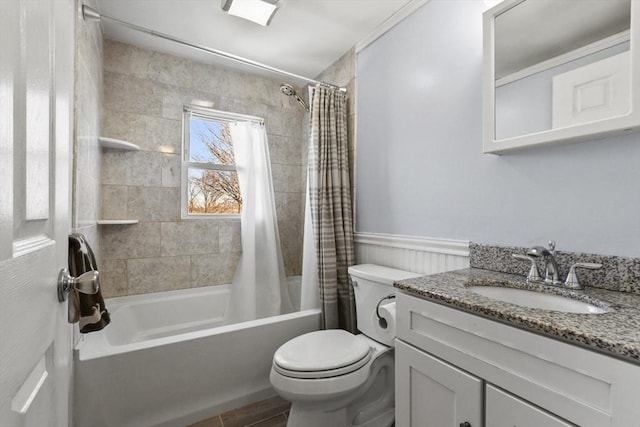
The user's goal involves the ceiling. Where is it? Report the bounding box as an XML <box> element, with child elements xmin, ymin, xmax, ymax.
<box><xmin>94</xmin><ymin>0</ymin><xmax>415</xmax><ymax>86</ymax></box>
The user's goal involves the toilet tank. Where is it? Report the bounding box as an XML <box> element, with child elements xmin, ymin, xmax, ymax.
<box><xmin>348</xmin><ymin>264</ymin><xmax>422</xmax><ymax>345</ymax></box>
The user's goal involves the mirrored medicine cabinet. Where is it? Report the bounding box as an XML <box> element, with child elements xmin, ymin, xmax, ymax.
<box><xmin>483</xmin><ymin>0</ymin><xmax>640</xmax><ymax>154</ymax></box>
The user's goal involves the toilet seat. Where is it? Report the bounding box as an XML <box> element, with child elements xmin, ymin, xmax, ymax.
<box><xmin>273</xmin><ymin>330</ymin><xmax>372</xmax><ymax>379</ymax></box>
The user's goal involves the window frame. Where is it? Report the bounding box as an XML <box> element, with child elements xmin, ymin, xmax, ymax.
<box><xmin>181</xmin><ymin>105</ymin><xmax>263</xmax><ymax>219</ymax></box>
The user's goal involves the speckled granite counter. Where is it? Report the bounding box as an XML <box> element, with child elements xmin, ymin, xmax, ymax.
<box><xmin>395</xmin><ymin>268</ymin><xmax>640</xmax><ymax>365</ymax></box>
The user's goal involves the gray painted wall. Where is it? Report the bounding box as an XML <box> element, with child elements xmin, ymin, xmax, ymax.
<box><xmin>356</xmin><ymin>0</ymin><xmax>640</xmax><ymax>257</ymax></box>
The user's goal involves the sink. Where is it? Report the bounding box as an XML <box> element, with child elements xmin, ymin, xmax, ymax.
<box><xmin>466</xmin><ymin>286</ymin><xmax>609</xmax><ymax>314</ymax></box>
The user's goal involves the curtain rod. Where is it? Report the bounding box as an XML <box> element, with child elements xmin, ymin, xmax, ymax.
<box><xmin>82</xmin><ymin>5</ymin><xmax>346</xmax><ymax>92</ymax></box>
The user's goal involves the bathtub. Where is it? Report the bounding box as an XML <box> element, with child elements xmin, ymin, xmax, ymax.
<box><xmin>74</xmin><ymin>284</ymin><xmax>321</xmax><ymax>427</ymax></box>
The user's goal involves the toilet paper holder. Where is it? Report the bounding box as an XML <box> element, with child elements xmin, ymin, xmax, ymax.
<box><xmin>376</xmin><ymin>294</ymin><xmax>396</xmax><ymax>329</ymax></box>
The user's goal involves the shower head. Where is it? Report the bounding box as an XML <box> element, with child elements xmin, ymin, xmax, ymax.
<box><xmin>280</xmin><ymin>83</ymin><xmax>296</xmax><ymax>96</ymax></box>
<box><xmin>280</xmin><ymin>83</ymin><xmax>309</xmax><ymax>112</ymax></box>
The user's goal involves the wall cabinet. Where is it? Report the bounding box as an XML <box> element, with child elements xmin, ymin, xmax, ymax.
<box><xmin>395</xmin><ymin>293</ymin><xmax>640</xmax><ymax>426</ymax></box>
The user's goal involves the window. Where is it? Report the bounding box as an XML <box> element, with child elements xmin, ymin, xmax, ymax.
<box><xmin>182</xmin><ymin>106</ymin><xmax>243</xmax><ymax>217</ymax></box>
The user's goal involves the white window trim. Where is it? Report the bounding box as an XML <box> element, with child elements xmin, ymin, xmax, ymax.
<box><xmin>181</xmin><ymin>105</ymin><xmax>263</xmax><ymax>219</ymax></box>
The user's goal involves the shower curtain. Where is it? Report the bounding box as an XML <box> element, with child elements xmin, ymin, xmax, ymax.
<box><xmin>227</xmin><ymin>121</ymin><xmax>294</xmax><ymax>322</ymax></box>
<box><xmin>303</xmin><ymin>85</ymin><xmax>356</xmax><ymax>332</ymax></box>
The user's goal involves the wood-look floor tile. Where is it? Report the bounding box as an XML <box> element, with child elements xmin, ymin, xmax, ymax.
<box><xmin>246</xmin><ymin>414</ymin><xmax>288</xmax><ymax>427</ymax></box>
<box><xmin>186</xmin><ymin>415</ymin><xmax>223</xmax><ymax>427</ymax></box>
<box><xmin>220</xmin><ymin>396</ymin><xmax>291</xmax><ymax>427</ymax></box>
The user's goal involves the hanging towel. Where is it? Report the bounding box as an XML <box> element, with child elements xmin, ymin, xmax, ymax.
<box><xmin>68</xmin><ymin>233</ymin><xmax>110</xmax><ymax>333</ymax></box>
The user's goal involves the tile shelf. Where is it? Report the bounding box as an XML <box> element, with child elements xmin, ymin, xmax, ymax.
<box><xmin>98</xmin><ymin>137</ymin><xmax>140</xmax><ymax>151</ymax></box>
<box><xmin>98</xmin><ymin>137</ymin><xmax>139</xmax><ymax>225</ymax></box>
<box><xmin>97</xmin><ymin>220</ymin><xmax>139</xmax><ymax>225</ymax></box>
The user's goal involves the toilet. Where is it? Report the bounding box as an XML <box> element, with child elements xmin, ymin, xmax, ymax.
<box><xmin>270</xmin><ymin>264</ymin><xmax>422</xmax><ymax>427</ymax></box>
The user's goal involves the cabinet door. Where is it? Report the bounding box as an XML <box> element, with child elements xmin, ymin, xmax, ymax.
<box><xmin>396</xmin><ymin>340</ymin><xmax>483</xmax><ymax>427</ymax></box>
<box><xmin>486</xmin><ymin>384</ymin><xmax>576</xmax><ymax>427</ymax></box>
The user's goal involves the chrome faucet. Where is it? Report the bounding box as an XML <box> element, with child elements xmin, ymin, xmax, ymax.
<box><xmin>527</xmin><ymin>241</ymin><xmax>562</xmax><ymax>286</ymax></box>
<box><xmin>513</xmin><ymin>241</ymin><xmax>603</xmax><ymax>290</ymax></box>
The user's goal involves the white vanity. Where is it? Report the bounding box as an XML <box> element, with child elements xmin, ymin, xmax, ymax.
<box><xmin>394</xmin><ymin>269</ymin><xmax>640</xmax><ymax>427</ymax></box>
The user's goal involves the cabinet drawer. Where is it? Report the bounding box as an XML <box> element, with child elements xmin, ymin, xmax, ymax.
<box><xmin>486</xmin><ymin>384</ymin><xmax>575</xmax><ymax>427</ymax></box>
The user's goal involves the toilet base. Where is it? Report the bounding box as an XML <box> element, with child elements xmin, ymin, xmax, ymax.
<box><xmin>286</xmin><ymin>405</ymin><xmax>394</xmax><ymax>427</ymax></box>
<box><xmin>283</xmin><ymin>351</ymin><xmax>395</xmax><ymax>427</ymax></box>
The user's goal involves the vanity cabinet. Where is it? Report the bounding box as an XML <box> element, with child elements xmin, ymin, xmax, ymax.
<box><xmin>485</xmin><ymin>385</ymin><xmax>574</xmax><ymax>427</ymax></box>
<box><xmin>395</xmin><ymin>340</ymin><xmax>482</xmax><ymax>427</ymax></box>
<box><xmin>395</xmin><ymin>293</ymin><xmax>640</xmax><ymax>427</ymax></box>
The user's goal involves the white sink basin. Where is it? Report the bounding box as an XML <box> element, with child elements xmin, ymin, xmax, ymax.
<box><xmin>467</xmin><ymin>286</ymin><xmax>609</xmax><ymax>314</ymax></box>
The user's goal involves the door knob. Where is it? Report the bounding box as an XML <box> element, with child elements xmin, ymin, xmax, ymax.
<box><xmin>57</xmin><ymin>268</ymin><xmax>100</xmax><ymax>302</ymax></box>
<box><xmin>459</xmin><ymin>422</ymin><xmax>471</xmax><ymax>427</ymax></box>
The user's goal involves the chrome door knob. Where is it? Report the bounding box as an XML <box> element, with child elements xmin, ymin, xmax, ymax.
<box><xmin>57</xmin><ymin>268</ymin><xmax>100</xmax><ymax>302</ymax></box>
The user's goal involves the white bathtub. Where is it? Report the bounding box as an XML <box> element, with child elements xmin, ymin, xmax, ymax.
<box><xmin>74</xmin><ymin>284</ymin><xmax>320</xmax><ymax>427</ymax></box>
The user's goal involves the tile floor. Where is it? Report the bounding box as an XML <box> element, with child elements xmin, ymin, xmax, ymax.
<box><xmin>188</xmin><ymin>396</ymin><xmax>291</xmax><ymax>427</ymax></box>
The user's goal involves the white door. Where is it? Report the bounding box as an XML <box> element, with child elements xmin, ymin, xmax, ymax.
<box><xmin>0</xmin><ymin>0</ymin><xmax>75</xmax><ymax>425</ymax></box>
<box><xmin>396</xmin><ymin>340</ymin><xmax>483</xmax><ymax>427</ymax></box>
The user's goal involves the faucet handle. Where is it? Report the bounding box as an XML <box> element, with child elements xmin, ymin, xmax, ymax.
<box><xmin>564</xmin><ymin>262</ymin><xmax>602</xmax><ymax>290</ymax></box>
<box><xmin>512</xmin><ymin>253</ymin><xmax>542</xmax><ymax>283</ymax></box>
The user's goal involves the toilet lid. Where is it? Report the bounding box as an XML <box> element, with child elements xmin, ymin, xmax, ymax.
<box><xmin>273</xmin><ymin>330</ymin><xmax>371</xmax><ymax>374</ymax></box>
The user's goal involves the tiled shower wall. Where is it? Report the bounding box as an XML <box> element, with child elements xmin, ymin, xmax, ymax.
<box><xmin>99</xmin><ymin>39</ymin><xmax>307</xmax><ymax>297</ymax></box>
<box><xmin>73</xmin><ymin>0</ymin><xmax>103</xmax><ymax>257</ymax></box>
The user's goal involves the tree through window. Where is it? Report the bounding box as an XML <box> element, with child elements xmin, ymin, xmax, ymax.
<box><xmin>182</xmin><ymin>107</ymin><xmax>243</xmax><ymax>216</ymax></box>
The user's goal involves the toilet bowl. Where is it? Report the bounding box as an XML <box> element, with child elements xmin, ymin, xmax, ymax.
<box><xmin>269</xmin><ymin>264</ymin><xmax>422</xmax><ymax>427</ymax></box>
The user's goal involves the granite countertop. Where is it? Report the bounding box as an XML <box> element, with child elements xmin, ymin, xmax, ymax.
<box><xmin>394</xmin><ymin>268</ymin><xmax>640</xmax><ymax>365</ymax></box>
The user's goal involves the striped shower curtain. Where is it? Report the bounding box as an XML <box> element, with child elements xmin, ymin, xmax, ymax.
<box><xmin>308</xmin><ymin>84</ymin><xmax>356</xmax><ymax>332</ymax></box>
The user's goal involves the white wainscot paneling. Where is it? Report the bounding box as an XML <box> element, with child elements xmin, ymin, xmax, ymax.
<box><xmin>354</xmin><ymin>232</ymin><xmax>470</xmax><ymax>275</ymax></box>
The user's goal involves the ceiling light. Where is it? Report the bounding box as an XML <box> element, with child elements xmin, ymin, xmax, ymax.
<box><xmin>221</xmin><ymin>0</ymin><xmax>279</xmax><ymax>26</ymax></box>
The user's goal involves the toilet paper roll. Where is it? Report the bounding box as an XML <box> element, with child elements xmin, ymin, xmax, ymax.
<box><xmin>375</xmin><ymin>301</ymin><xmax>396</xmax><ymax>344</ymax></box>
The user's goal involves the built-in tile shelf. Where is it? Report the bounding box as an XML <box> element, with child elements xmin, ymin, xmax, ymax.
<box><xmin>97</xmin><ymin>220</ymin><xmax>139</xmax><ymax>225</ymax></box>
<box><xmin>98</xmin><ymin>137</ymin><xmax>139</xmax><ymax>151</ymax></box>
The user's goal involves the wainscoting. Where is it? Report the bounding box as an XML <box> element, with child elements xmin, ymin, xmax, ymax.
<box><xmin>354</xmin><ymin>232</ymin><xmax>470</xmax><ymax>275</ymax></box>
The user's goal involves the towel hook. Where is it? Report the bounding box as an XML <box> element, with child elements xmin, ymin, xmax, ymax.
<box><xmin>57</xmin><ymin>268</ymin><xmax>100</xmax><ymax>302</ymax></box>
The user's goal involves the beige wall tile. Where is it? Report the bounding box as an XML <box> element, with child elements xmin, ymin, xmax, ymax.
<box><xmin>161</xmin><ymin>153</ymin><xmax>181</xmax><ymax>187</ymax></box>
<box><xmin>314</xmin><ymin>48</ymin><xmax>355</xmax><ymax>89</ymax></box>
<box><xmin>144</xmin><ymin>50</ymin><xmax>194</xmax><ymax>89</ymax></box>
<box><xmin>278</xmin><ymin>218</ymin><xmax>303</xmax><ymax>276</ymax></box>
<box><xmin>102</xmin><ymin>150</ymin><xmax>163</xmax><ymax>187</ymax></box>
<box><xmin>161</xmin><ymin>221</ymin><xmax>219</xmax><ymax>256</ymax></box>
<box><xmin>103</xmin><ymin>39</ymin><xmax>133</xmax><ymax>75</ymax></box>
<box><xmin>217</xmin><ymin>96</ymin><xmax>269</xmax><ymax>119</ymax></box>
<box><xmin>73</xmin><ymin>0</ymin><xmax>103</xmax><ymax>246</ymax></box>
<box><xmin>103</xmin><ymin>72</ymin><xmax>163</xmax><ymax>117</ymax></box>
<box><xmin>100</xmin><ymin>222</ymin><xmax>162</xmax><ymax>260</ymax></box>
<box><xmin>127</xmin><ymin>186</ymin><xmax>180</xmax><ymax>222</ymax></box>
<box><xmin>271</xmin><ymin>164</ymin><xmax>303</xmax><ymax>193</ymax></box>
<box><xmin>100</xmin><ymin>40</ymin><xmax>310</xmax><ymax>296</ymax></box>
<box><xmin>100</xmin><ymin>258</ymin><xmax>128</xmax><ymax>298</ymax></box>
<box><xmin>274</xmin><ymin>192</ymin><xmax>302</xmax><ymax>222</ymax></box>
<box><xmin>268</xmin><ymin>135</ymin><xmax>302</xmax><ymax>166</ymax></box>
<box><xmin>128</xmin><ymin>256</ymin><xmax>191</xmax><ymax>294</ymax></box>
<box><xmin>101</xmin><ymin>185</ymin><xmax>128</xmax><ymax>220</ymax></box>
<box><xmin>190</xmin><ymin>252</ymin><xmax>241</xmax><ymax>287</ymax></box>
<box><xmin>265</xmin><ymin>108</ymin><xmax>305</xmax><ymax>138</ymax></box>
<box><xmin>219</xmin><ymin>220</ymin><xmax>241</xmax><ymax>253</ymax></box>
<box><xmin>102</xmin><ymin>110</ymin><xmax>181</xmax><ymax>153</ymax></box>
<box><xmin>161</xmin><ymin>89</ymin><xmax>220</xmax><ymax>120</ymax></box>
